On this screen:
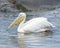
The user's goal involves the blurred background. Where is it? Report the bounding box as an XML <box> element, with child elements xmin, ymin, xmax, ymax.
<box><xmin>0</xmin><ymin>0</ymin><xmax>60</xmax><ymax>12</ymax></box>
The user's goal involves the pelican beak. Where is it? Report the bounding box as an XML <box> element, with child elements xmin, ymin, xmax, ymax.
<box><xmin>8</xmin><ymin>16</ymin><xmax>25</xmax><ymax>29</ymax></box>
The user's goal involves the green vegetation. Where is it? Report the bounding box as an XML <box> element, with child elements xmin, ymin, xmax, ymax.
<box><xmin>16</xmin><ymin>4</ymin><xmax>29</xmax><ymax>12</ymax></box>
<box><xmin>47</xmin><ymin>8</ymin><xmax>56</xmax><ymax>11</ymax></box>
<box><xmin>39</xmin><ymin>7</ymin><xmax>56</xmax><ymax>11</ymax></box>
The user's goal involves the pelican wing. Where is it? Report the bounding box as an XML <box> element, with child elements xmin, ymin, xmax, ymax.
<box><xmin>19</xmin><ymin>17</ymin><xmax>54</xmax><ymax>32</ymax></box>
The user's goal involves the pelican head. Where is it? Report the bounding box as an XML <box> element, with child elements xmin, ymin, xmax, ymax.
<box><xmin>18</xmin><ymin>12</ymin><xmax>26</xmax><ymax>18</ymax></box>
<box><xmin>8</xmin><ymin>12</ymin><xmax>26</xmax><ymax>29</ymax></box>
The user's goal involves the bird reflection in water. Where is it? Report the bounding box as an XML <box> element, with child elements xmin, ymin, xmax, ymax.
<box><xmin>17</xmin><ymin>32</ymin><xmax>27</xmax><ymax>48</ymax></box>
<box><xmin>17</xmin><ymin>31</ymin><xmax>53</xmax><ymax>48</ymax></box>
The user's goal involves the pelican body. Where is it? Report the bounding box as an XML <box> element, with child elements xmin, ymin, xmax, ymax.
<box><xmin>8</xmin><ymin>13</ymin><xmax>55</xmax><ymax>38</ymax></box>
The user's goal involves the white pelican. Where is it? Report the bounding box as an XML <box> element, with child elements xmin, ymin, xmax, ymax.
<box><xmin>8</xmin><ymin>12</ymin><xmax>55</xmax><ymax>38</ymax></box>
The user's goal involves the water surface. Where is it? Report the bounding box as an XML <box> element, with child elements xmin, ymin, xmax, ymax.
<box><xmin>0</xmin><ymin>9</ymin><xmax>60</xmax><ymax>48</ymax></box>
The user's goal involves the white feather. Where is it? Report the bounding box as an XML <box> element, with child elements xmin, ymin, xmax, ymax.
<box><xmin>17</xmin><ymin>17</ymin><xmax>54</xmax><ymax>33</ymax></box>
